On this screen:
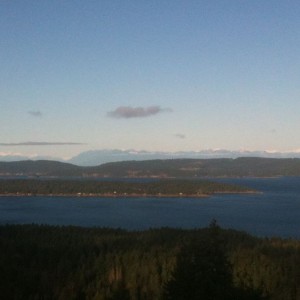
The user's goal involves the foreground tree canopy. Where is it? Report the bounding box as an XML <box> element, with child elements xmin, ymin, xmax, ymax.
<box><xmin>1</xmin><ymin>223</ymin><xmax>299</xmax><ymax>299</ymax></box>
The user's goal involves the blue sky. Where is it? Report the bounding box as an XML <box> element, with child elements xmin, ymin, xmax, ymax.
<box><xmin>1</xmin><ymin>0</ymin><xmax>300</xmax><ymax>159</ymax></box>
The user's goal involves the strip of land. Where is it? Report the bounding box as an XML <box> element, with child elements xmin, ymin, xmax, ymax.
<box><xmin>0</xmin><ymin>179</ymin><xmax>256</xmax><ymax>197</ymax></box>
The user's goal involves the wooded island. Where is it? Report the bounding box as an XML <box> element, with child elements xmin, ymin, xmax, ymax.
<box><xmin>0</xmin><ymin>178</ymin><xmax>254</xmax><ymax>197</ymax></box>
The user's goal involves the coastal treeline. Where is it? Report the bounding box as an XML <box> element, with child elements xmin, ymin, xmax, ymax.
<box><xmin>1</xmin><ymin>224</ymin><xmax>300</xmax><ymax>299</ymax></box>
<box><xmin>0</xmin><ymin>179</ymin><xmax>252</xmax><ymax>196</ymax></box>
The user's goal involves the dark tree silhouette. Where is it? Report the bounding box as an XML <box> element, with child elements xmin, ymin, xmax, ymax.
<box><xmin>163</xmin><ymin>221</ymin><xmax>266</xmax><ymax>300</ymax></box>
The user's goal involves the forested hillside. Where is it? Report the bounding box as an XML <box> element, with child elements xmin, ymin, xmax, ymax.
<box><xmin>1</xmin><ymin>224</ymin><xmax>299</xmax><ymax>299</ymax></box>
<box><xmin>0</xmin><ymin>160</ymin><xmax>82</xmax><ymax>176</ymax></box>
<box><xmin>1</xmin><ymin>157</ymin><xmax>300</xmax><ymax>177</ymax></box>
<box><xmin>94</xmin><ymin>157</ymin><xmax>300</xmax><ymax>177</ymax></box>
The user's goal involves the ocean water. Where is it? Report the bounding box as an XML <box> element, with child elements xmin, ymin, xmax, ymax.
<box><xmin>0</xmin><ymin>177</ymin><xmax>299</xmax><ymax>238</ymax></box>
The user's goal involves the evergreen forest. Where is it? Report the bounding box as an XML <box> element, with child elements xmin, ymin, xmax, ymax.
<box><xmin>1</xmin><ymin>223</ymin><xmax>300</xmax><ymax>299</ymax></box>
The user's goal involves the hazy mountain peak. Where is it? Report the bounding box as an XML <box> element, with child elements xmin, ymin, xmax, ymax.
<box><xmin>68</xmin><ymin>149</ymin><xmax>300</xmax><ymax>166</ymax></box>
<box><xmin>2</xmin><ymin>149</ymin><xmax>300</xmax><ymax>166</ymax></box>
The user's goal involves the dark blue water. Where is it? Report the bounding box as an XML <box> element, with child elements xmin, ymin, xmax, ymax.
<box><xmin>0</xmin><ymin>177</ymin><xmax>299</xmax><ymax>238</ymax></box>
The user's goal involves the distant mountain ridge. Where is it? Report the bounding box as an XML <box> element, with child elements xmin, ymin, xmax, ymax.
<box><xmin>1</xmin><ymin>157</ymin><xmax>300</xmax><ymax>178</ymax></box>
<box><xmin>2</xmin><ymin>149</ymin><xmax>300</xmax><ymax>166</ymax></box>
<box><xmin>68</xmin><ymin>149</ymin><xmax>300</xmax><ymax>166</ymax></box>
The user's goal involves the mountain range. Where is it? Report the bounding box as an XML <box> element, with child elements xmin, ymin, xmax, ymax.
<box><xmin>2</xmin><ymin>149</ymin><xmax>300</xmax><ymax>166</ymax></box>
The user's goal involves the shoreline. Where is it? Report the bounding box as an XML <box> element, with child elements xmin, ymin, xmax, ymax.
<box><xmin>0</xmin><ymin>190</ymin><xmax>258</xmax><ymax>198</ymax></box>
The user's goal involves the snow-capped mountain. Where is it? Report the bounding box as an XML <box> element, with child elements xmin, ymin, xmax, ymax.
<box><xmin>68</xmin><ymin>149</ymin><xmax>300</xmax><ymax>166</ymax></box>
<box><xmin>2</xmin><ymin>149</ymin><xmax>300</xmax><ymax>166</ymax></box>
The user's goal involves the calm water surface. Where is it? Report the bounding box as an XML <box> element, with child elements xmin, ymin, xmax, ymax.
<box><xmin>0</xmin><ymin>177</ymin><xmax>299</xmax><ymax>238</ymax></box>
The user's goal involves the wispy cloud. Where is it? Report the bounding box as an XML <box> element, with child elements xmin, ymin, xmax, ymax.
<box><xmin>28</xmin><ymin>110</ymin><xmax>43</xmax><ymax>117</ymax></box>
<box><xmin>107</xmin><ymin>106</ymin><xmax>172</xmax><ymax>119</ymax></box>
<box><xmin>175</xmin><ymin>133</ymin><xmax>186</xmax><ymax>139</ymax></box>
<box><xmin>0</xmin><ymin>142</ymin><xmax>85</xmax><ymax>146</ymax></box>
<box><xmin>270</xmin><ymin>129</ymin><xmax>277</xmax><ymax>134</ymax></box>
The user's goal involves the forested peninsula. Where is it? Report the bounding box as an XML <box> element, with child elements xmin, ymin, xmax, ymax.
<box><xmin>0</xmin><ymin>178</ymin><xmax>254</xmax><ymax>197</ymax></box>
<box><xmin>1</xmin><ymin>223</ymin><xmax>299</xmax><ymax>300</ymax></box>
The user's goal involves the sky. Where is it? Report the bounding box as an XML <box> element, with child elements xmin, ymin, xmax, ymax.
<box><xmin>1</xmin><ymin>0</ymin><xmax>300</xmax><ymax>159</ymax></box>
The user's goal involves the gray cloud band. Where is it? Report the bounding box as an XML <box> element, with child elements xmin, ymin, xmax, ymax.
<box><xmin>28</xmin><ymin>111</ymin><xmax>43</xmax><ymax>117</ymax></box>
<box><xmin>175</xmin><ymin>134</ymin><xmax>186</xmax><ymax>139</ymax></box>
<box><xmin>108</xmin><ymin>106</ymin><xmax>172</xmax><ymax>119</ymax></box>
<box><xmin>0</xmin><ymin>142</ymin><xmax>85</xmax><ymax>146</ymax></box>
